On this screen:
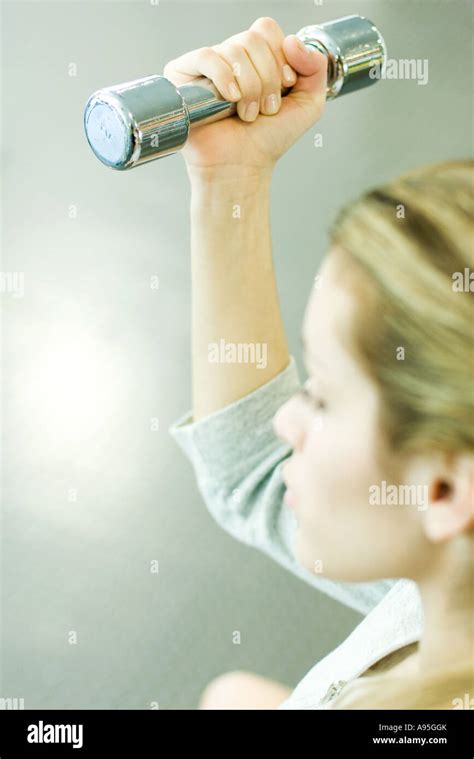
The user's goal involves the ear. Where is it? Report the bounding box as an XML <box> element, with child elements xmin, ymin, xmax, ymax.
<box><xmin>423</xmin><ymin>454</ymin><xmax>474</xmax><ymax>543</ymax></box>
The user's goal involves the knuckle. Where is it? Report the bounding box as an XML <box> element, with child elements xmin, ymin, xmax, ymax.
<box><xmin>227</xmin><ymin>31</ymin><xmax>243</xmax><ymax>46</ymax></box>
<box><xmin>251</xmin><ymin>16</ymin><xmax>279</xmax><ymax>34</ymax></box>
<box><xmin>200</xmin><ymin>45</ymin><xmax>216</xmax><ymax>59</ymax></box>
<box><xmin>247</xmin><ymin>29</ymin><xmax>263</xmax><ymax>46</ymax></box>
<box><xmin>220</xmin><ymin>41</ymin><xmax>239</xmax><ymax>61</ymax></box>
<box><xmin>235</xmin><ymin>29</ymin><xmax>260</xmax><ymax>47</ymax></box>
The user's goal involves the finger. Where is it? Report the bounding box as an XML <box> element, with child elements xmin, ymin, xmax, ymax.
<box><xmin>227</xmin><ymin>30</ymin><xmax>282</xmax><ymax>116</ymax></box>
<box><xmin>249</xmin><ymin>17</ymin><xmax>297</xmax><ymax>87</ymax></box>
<box><xmin>281</xmin><ymin>35</ymin><xmax>328</xmax><ymax>118</ymax></box>
<box><xmin>283</xmin><ymin>34</ymin><xmax>328</xmax><ymax>80</ymax></box>
<box><xmin>214</xmin><ymin>40</ymin><xmax>263</xmax><ymax>121</ymax></box>
<box><xmin>163</xmin><ymin>47</ymin><xmax>242</xmax><ymax>103</ymax></box>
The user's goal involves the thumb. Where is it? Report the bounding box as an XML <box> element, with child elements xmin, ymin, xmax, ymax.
<box><xmin>282</xmin><ymin>35</ymin><xmax>328</xmax><ymax>114</ymax></box>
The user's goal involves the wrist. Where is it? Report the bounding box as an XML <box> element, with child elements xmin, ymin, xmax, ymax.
<box><xmin>187</xmin><ymin>162</ymin><xmax>274</xmax><ymax>193</ymax></box>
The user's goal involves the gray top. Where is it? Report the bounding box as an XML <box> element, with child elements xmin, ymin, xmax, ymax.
<box><xmin>168</xmin><ymin>355</ymin><xmax>423</xmax><ymax>707</ymax></box>
<box><xmin>168</xmin><ymin>355</ymin><xmax>397</xmax><ymax>613</ymax></box>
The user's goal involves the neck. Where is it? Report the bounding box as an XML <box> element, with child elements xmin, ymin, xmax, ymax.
<box><xmin>417</xmin><ymin>534</ymin><xmax>474</xmax><ymax>674</ymax></box>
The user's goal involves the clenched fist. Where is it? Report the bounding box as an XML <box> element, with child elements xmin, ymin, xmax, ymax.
<box><xmin>163</xmin><ymin>17</ymin><xmax>328</xmax><ymax>175</ymax></box>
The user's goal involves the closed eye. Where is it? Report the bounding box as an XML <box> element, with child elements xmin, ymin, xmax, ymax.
<box><xmin>296</xmin><ymin>380</ymin><xmax>327</xmax><ymax>412</ymax></box>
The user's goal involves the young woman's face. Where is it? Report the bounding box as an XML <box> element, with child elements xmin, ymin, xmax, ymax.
<box><xmin>273</xmin><ymin>251</ymin><xmax>433</xmax><ymax>583</ymax></box>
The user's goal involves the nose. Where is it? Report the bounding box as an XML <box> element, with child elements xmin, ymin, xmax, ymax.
<box><xmin>272</xmin><ymin>395</ymin><xmax>306</xmax><ymax>450</ymax></box>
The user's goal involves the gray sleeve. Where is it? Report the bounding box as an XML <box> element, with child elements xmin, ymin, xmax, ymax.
<box><xmin>168</xmin><ymin>355</ymin><xmax>396</xmax><ymax>615</ymax></box>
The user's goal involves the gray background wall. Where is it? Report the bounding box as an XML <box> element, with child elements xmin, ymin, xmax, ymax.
<box><xmin>1</xmin><ymin>0</ymin><xmax>472</xmax><ymax>709</ymax></box>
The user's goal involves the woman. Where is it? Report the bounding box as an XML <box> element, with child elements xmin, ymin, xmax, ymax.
<box><xmin>166</xmin><ymin>17</ymin><xmax>474</xmax><ymax>709</ymax></box>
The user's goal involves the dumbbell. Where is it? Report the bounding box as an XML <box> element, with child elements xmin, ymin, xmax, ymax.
<box><xmin>83</xmin><ymin>14</ymin><xmax>387</xmax><ymax>170</ymax></box>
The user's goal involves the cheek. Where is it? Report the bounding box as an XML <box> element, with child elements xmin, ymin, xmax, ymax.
<box><xmin>292</xmin><ymin>416</ymin><xmax>427</xmax><ymax>582</ymax></box>
<box><xmin>300</xmin><ymin>419</ymin><xmax>378</xmax><ymax>505</ymax></box>
<box><xmin>293</xmin><ymin>415</ymin><xmax>382</xmax><ymax>552</ymax></box>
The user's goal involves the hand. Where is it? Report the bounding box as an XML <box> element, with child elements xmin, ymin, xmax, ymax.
<box><xmin>163</xmin><ymin>16</ymin><xmax>328</xmax><ymax>177</ymax></box>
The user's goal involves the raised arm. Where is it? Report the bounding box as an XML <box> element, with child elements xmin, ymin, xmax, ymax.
<box><xmin>163</xmin><ymin>16</ymin><xmax>328</xmax><ymax>420</ymax></box>
<box><xmin>189</xmin><ymin>168</ymin><xmax>288</xmax><ymax>419</ymax></box>
<box><xmin>167</xmin><ymin>18</ymin><xmax>397</xmax><ymax>614</ymax></box>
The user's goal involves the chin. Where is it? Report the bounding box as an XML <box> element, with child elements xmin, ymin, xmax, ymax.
<box><xmin>295</xmin><ymin>538</ymin><xmax>360</xmax><ymax>582</ymax></box>
<box><xmin>295</xmin><ymin>537</ymin><xmax>328</xmax><ymax>577</ymax></box>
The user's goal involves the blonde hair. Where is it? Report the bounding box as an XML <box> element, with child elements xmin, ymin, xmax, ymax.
<box><xmin>327</xmin><ymin>159</ymin><xmax>474</xmax><ymax>709</ymax></box>
<box><xmin>328</xmin><ymin>159</ymin><xmax>474</xmax><ymax>458</ymax></box>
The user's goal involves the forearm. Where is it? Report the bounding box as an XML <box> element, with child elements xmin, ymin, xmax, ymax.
<box><xmin>189</xmin><ymin>166</ymin><xmax>290</xmax><ymax>420</ymax></box>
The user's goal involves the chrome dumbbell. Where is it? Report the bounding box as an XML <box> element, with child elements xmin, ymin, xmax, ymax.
<box><xmin>84</xmin><ymin>15</ymin><xmax>387</xmax><ymax>170</ymax></box>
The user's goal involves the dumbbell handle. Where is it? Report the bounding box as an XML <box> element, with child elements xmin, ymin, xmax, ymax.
<box><xmin>84</xmin><ymin>14</ymin><xmax>387</xmax><ymax>170</ymax></box>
